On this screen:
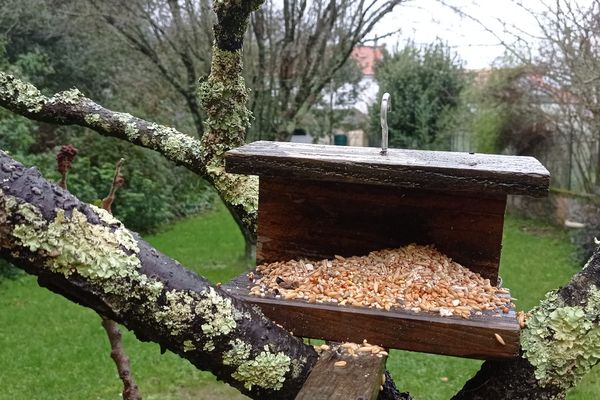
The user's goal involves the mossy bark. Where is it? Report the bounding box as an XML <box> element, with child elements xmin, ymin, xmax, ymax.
<box><xmin>0</xmin><ymin>151</ymin><xmax>315</xmax><ymax>399</ymax></box>
<box><xmin>197</xmin><ymin>0</ymin><xmax>266</xmax><ymax>257</ymax></box>
<box><xmin>0</xmin><ymin>71</ymin><xmax>258</xmax><ymax>245</ymax></box>
<box><xmin>453</xmin><ymin>250</ymin><xmax>600</xmax><ymax>400</ymax></box>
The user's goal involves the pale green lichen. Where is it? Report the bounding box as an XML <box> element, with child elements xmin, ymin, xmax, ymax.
<box><xmin>12</xmin><ymin>207</ymin><xmax>139</xmax><ymax>280</ymax></box>
<box><xmin>125</xmin><ymin>123</ymin><xmax>139</xmax><ymax>138</ymax></box>
<box><xmin>183</xmin><ymin>340</ymin><xmax>196</xmax><ymax>352</ymax></box>
<box><xmin>91</xmin><ymin>204</ymin><xmax>121</xmax><ymax>226</ymax></box>
<box><xmin>198</xmin><ymin>47</ymin><xmax>251</xmax><ymax>158</ymax></box>
<box><xmin>155</xmin><ymin>290</ymin><xmax>196</xmax><ymax>335</ymax></box>
<box><xmin>203</xmin><ymin>340</ymin><xmax>215</xmax><ymax>352</ymax></box>
<box><xmin>154</xmin><ymin>286</ymin><xmax>237</xmax><ymax>344</ymax></box>
<box><xmin>223</xmin><ymin>339</ymin><xmax>252</xmax><ymax>366</ymax></box>
<box><xmin>84</xmin><ymin>113</ymin><xmax>101</xmax><ymax>125</ymax></box>
<box><xmin>206</xmin><ymin>161</ymin><xmax>258</xmax><ymax>221</ymax></box>
<box><xmin>113</xmin><ymin>113</ymin><xmax>203</xmax><ymax>166</ymax></box>
<box><xmin>290</xmin><ymin>357</ymin><xmax>306</xmax><ymax>379</ymax></box>
<box><xmin>522</xmin><ymin>287</ymin><xmax>600</xmax><ymax>389</ymax></box>
<box><xmin>161</xmin><ymin>130</ymin><xmax>200</xmax><ymax>162</ymax></box>
<box><xmin>0</xmin><ymin>72</ymin><xmax>46</xmax><ymax>113</ymax></box>
<box><xmin>223</xmin><ymin>338</ymin><xmax>294</xmax><ymax>390</ymax></box>
<box><xmin>136</xmin><ymin>274</ymin><xmax>165</xmax><ymax>300</ymax></box>
<box><xmin>197</xmin><ymin>287</ymin><xmax>237</xmax><ymax>339</ymax></box>
<box><xmin>13</xmin><ymin>200</ymin><xmax>45</xmax><ymax>229</ymax></box>
<box><xmin>51</xmin><ymin>88</ymin><xmax>83</xmax><ymax>105</ymax></box>
<box><xmin>197</xmin><ymin>46</ymin><xmax>258</xmax><ymax>226</ymax></box>
<box><xmin>84</xmin><ymin>113</ymin><xmax>111</xmax><ymax>131</ymax></box>
<box><xmin>116</xmin><ymin>113</ymin><xmax>140</xmax><ymax>140</ymax></box>
<box><xmin>0</xmin><ymin>190</ymin><xmax>164</xmax><ymax>301</ymax></box>
<box><xmin>231</xmin><ymin>345</ymin><xmax>291</xmax><ymax>391</ymax></box>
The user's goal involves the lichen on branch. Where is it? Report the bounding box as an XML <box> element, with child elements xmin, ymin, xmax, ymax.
<box><xmin>0</xmin><ymin>152</ymin><xmax>317</xmax><ymax>399</ymax></box>
<box><xmin>0</xmin><ymin>71</ymin><xmax>258</xmax><ymax>236</ymax></box>
<box><xmin>1</xmin><ymin>190</ymin><xmax>160</xmax><ymax>297</ymax></box>
<box><xmin>522</xmin><ymin>288</ymin><xmax>600</xmax><ymax>390</ymax></box>
<box><xmin>198</xmin><ymin>48</ymin><xmax>251</xmax><ymax>159</ymax></box>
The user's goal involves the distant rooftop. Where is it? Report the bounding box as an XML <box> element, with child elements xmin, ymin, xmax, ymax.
<box><xmin>351</xmin><ymin>45</ymin><xmax>385</xmax><ymax>76</ymax></box>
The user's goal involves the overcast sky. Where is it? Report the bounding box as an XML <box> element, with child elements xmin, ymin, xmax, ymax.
<box><xmin>371</xmin><ymin>0</ymin><xmax>552</xmax><ymax>69</ymax></box>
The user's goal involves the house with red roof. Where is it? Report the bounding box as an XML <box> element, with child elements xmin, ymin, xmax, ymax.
<box><xmin>290</xmin><ymin>44</ymin><xmax>385</xmax><ymax>147</ymax></box>
<box><xmin>350</xmin><ymin>45</ymin><xmax>385</xmax><ymax>115</ymax></box>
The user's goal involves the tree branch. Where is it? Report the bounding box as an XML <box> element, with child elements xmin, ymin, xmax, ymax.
<box><xmin>453</xmin><ymin>247</ymin><xmax>600</xmax><ymax>399</ymax></box>
<box><xmin>0</xmin><ymin>72</ymin><xmax>258</xmax><ymax>237</ymax></box>
<box><xmin>197</xmin><ymin>0</ymin><xmax>267</xmax><ymax>244</ymax></box>
<box><xmin>0</xmin><ymin>150</ymin><xmax>314</xmax><ymax>399</ymax></box>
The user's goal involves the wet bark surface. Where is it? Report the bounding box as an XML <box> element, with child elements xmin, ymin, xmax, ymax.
<box><xmin>0</xmin><ymin>151</ymin><xmax>316</xmax><ymax>399</ymax></box>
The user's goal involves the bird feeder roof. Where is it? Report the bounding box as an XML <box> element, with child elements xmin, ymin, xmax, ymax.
<box><xmin>225</xmin><ymin>141</ymin><xmax>550</xmax><ymax>196</ymax></box>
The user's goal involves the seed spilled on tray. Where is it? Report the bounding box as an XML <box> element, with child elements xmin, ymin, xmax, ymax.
<box><xmin>249</xmin><ymin>244</ymin><xmax>513</xmax><ymax>318</ymax></box>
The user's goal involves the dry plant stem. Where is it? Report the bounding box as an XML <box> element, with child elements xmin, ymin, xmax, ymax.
<box><xmin>56</xmin><ymin>144</ymin><xmax>78</xmax><ymax>190</ymax></box>
<box><xmin>58</xmin><ymin>173</ymin><xmax>67</xmax><ymax>190</ymax></box>
<box><xmin>99</xmin><ymin>158</ymin><xmax>141</xmax><ymax>400</ymax></box>
<box><xmin>101</xmin><ymin>317</ymin><xmax>142</xmax><ymax>400</ymax></box>
<box><xmin>101</xmin><ymin>158</ymin><xmax>125</xmax><ymax>213</ymax></box>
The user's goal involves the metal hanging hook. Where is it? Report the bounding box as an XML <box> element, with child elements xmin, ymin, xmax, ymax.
<box><xmin>380</xmin><ymin>92</ymin><xmax>391</xmax><ymax>155</ymax></box>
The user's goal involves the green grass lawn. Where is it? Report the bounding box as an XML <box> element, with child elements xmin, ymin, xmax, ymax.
<box><xmin>0</xmin><ymin>204</ymin><xmax>598</xmax><ymax>399</ymax></box>
<box><xmin>0</xmin><ymin>202</ymin><xmax>248</xmax><ymax>400</ymax></box>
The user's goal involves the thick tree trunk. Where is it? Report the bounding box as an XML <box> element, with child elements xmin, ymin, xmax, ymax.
<box><xmin>0</xmin><ymin>151</ymin><xmax>316</xmax><ymax>399</ymax></box>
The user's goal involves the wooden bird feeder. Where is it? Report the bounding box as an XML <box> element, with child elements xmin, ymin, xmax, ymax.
<box><xmin>222</xmin><ymin>98</ymin><xmax>549</xmax><ymax>359</ymax></box>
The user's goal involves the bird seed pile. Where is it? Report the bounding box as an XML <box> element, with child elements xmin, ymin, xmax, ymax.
<box><xmin>249</xmin><ymin>244</ymin><xmax>513</xmax><ymax>318</ymax></box>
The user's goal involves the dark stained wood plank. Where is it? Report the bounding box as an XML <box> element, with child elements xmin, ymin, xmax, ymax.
<box><xmin>257</xmin><ymin>178</ymin><xmax>506</xmax><ymax>283</ymax></box>
<box><xmin>223</xmin><ymin>273</ymin><xmax>521</xmax><ymax>360</ymax></box>
<box><xmin>295</xmin><ymin>349</ymin><xmax>387</xmax><ymax>400</ymax></box>
<box><xmin>225</xmin><ymin>141</ymin><xmax>550</xmax><ymax>197</ymax></box>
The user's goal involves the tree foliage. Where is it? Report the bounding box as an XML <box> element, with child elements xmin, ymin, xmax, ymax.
<box><xmin>369</xmin><ymin>42</ymin><xmax>465</xmax><ymax>150</ymax></box>
<box><xmin>464</xmin><ymin>65</ymin><xmax>551</xmax><ymax>155</ymax></box>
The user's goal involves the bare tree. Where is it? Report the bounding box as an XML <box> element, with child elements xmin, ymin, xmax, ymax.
<box><xmin>247</xmin><ymin>0</ymin><xmax>404</xmax><ymax>141</ymax></box>
<box><xmin>82</xmin><ymin>0</ymin><xmax>404</xmax><ymax>143</ymax></box>
<box><xmin>532</xmin><ymin>0</ymin><xmax>600</xmax><ymax>191</ymax></box>
<box><xmin>89</xmin><ymin>0</ymin><xmax>215</xmax><ymax>137</ymax></box>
